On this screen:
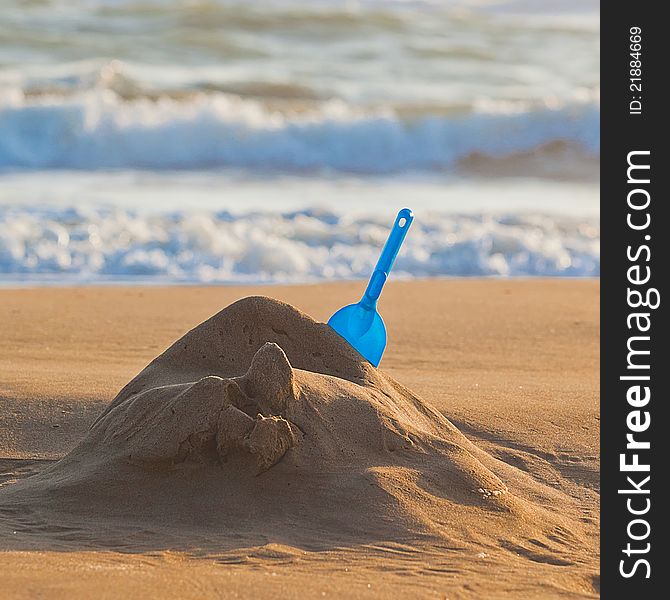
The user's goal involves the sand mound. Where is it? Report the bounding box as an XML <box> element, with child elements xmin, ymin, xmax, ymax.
<box><xmin>0</xmin><ymin>297</ymin><xmax>586</xmax><ymax>558</ymax></box>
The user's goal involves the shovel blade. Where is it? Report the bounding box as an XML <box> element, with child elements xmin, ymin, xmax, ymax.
<box><xmin>328</xmin><ymin>303</ymin><xmax>387</xmax><ymax>367</ymax></box>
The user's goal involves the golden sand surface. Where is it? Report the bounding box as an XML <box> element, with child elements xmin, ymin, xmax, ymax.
<box><xmin>0</xmin><ymin>280</ymin><xmax>599</xmax><ymax>599</ymax></box>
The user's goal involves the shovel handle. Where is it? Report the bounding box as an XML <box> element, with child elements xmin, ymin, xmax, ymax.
<box><xmin>361</xmin><ymin>208</ymin><xmax>414</xmax><ymax>308</ymax></box>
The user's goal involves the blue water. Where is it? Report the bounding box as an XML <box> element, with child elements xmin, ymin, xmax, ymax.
<box><xmin>0</xmin><ymin>0</ymin><xmax>600</xmax><ymax>283</ymax></box>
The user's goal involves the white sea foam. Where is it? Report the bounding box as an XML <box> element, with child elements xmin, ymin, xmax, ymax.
<box><xmin>0</xmin><ymin>90</ymin><xmax>598</xmax><ymax>173</ymax></box>
<box><xmin>0</xmin><ymin>206</ymin><xmax>599</xmax><ymax>284</ymax></box>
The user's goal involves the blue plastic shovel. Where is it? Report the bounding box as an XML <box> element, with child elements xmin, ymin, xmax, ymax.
<box><xmin>328</xmin><ymin>208</ymin><xmax>414</xmax><ymax>366</ymax></box>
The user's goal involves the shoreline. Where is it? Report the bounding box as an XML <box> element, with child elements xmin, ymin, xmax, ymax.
<box><xmin>0</xmin><ymin>275</ymin><xmax>600</xmax><ymax>289</ymax></box>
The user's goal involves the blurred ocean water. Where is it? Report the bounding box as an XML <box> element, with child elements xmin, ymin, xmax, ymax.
<box><xmin>0</xmin><ymin>0</ymin><xmax>599</xmax><ymax>283</ymax></box>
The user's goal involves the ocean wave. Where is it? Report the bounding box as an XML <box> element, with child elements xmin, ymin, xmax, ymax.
<box><xmin>0</xmin><ymin>89</ymin><xmax>599</xmax><ymax>173</ymax></box>
<box><xmin>0</xmin><ymin>206</ymin><xmax>600</xmax><ymax>283</ymax></box>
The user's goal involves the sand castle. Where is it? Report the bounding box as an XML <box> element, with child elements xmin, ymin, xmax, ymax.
<box><xmin>63</xmin><ymin>296</ymin><xmax>509</xmax><ymax>505</ymax></box>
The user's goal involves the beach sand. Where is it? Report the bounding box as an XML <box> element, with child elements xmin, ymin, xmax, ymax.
<box><xmin>0</xmin><ymin>280</ymin><xmax>599</xmax><ymax>599</ymax></box>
